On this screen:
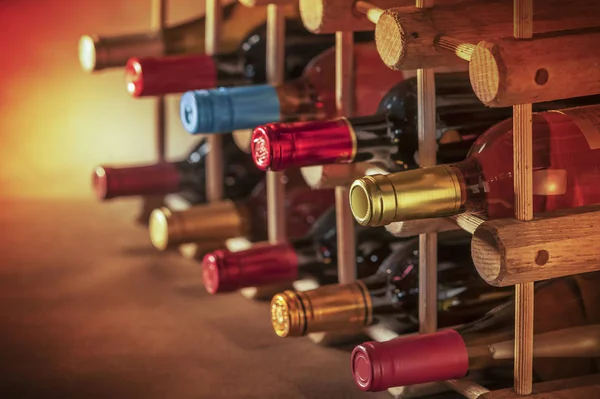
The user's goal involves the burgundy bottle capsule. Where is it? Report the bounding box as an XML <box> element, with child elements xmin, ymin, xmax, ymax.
<box><xmin>351</xmin><ymin>330</ymin><xmax>469</xmax><ymax>392</ymax></box>
<box><xmin>202</xmin><ymin>243</ymin><xmax>299</xmax><ymax>294</ymax></box>
<box><xmin>125</xmin><ymin>55</ymin><xmax>218</xmax><ymax>97</ymax></box>
<box><xmin>92</xmin><ymin>135</ymin><xmax>264</xmax><ymax>202</ymax></box>
<box><xmin>93</xmin><ymin>163</ymin><xmax>181</xmax><ymax>200</ymax></box>
<box><xmin>251</xmin><ymin>119</ymin><xmax>355</xmax><ymax>171</ymax></box>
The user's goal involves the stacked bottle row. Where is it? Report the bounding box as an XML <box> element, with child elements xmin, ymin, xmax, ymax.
<box><xmin>83</xmin><ymin>1</ymin><xmax>600</xmax><ymax>395</ymax></box>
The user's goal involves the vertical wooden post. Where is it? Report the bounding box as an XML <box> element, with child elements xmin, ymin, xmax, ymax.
<box><xmin>335</xmin><ymin>31</ymin><xmax>356</xmax><ymax>284</ymax></box>
<box><xmin>266</xmin><ymin>4</ymin><xmax>286</xmax><ymax>242</ymax></box>
<box><xmin>415</xmin><ymin>0</ymin><xmax>437</xmax><ymax>335</ymax></box>
<box><xmin>240</xmin><ymin>3</ymin><xmax>287</xmax><ymax>301</ymax></box>
<box><xmin>205</xmin><ymin>0</ymin><xmax>224</xmax><ymax>202</ymax></box>
<box><xmin>512</xmin><ymin>0</ymin><xmax>534</xmax><ymax>395</ymax></box>
<box><xmin>151</xmin><ymin>0</ymin><xmax>167</xmax><ymax>162</ymax></box>
<box><xmin>137</xmin><ymin>0</ymin><xmax>168</xmax><ymax>224</ymax></box>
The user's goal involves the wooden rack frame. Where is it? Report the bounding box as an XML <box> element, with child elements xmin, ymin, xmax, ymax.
<box><xmin>334</xmin><ymin>32</ymin><xmax>357</xmax><ymax>284</ymax></box>
<box><xmin>205</xmin><ymin>0</ymin><xmax>225</xmax><ymax>202</ymax></box>
<box><xmin>190</xmin><ymin>0</ymin><xmax>594</xmax><ymax>397</ymax></box>
<box><xmin>137</xmin><ymin>0</ymin><xmax>168</xmax><ymax>224</ymax></box>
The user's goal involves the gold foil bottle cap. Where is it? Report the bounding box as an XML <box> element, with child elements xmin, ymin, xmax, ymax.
<box><xmin>270</xmin><ymin>282</ymin><xmax>372</xmax><ymax>338</ymax></box>
<box><xmin>271</xmin><ymin>290</ymin><xmax>306</xmax><ymax>337</ymax></box>
<box><xmin>349</xmin><ymin>165</ymin><xmax>463</xmax><ymax>227</ymax></box>
<box><xmin>148</xmin><ymin>200</ymin><xmax>247</xmax><ymax>251</ymax></box>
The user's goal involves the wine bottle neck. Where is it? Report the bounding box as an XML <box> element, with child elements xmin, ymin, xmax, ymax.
<box><xmin>148</xmin><ymin>200</ymin><xmax>248</xmax><ymax>250</ymax></box>
<box><xmin>347</xmin><ymin>114</ymin><xmax>416</xmax><ymax>169</ymax></box>
<box><xmin>277</xmin><ymin>79</ymin><xmax>323</xmax><ymax>121</ymax></box>
<box><xmin>212</xmin><ymin>52</ymin><xmax>253</xmax><ymax>87</ymax></box>
<box><xmin>289</xmin><ymin>237</ymin><xmax>321</xmax><ymax>268</ymax></box>
<box><xmin>270</xmin><ymin>281</ymin><xmax>372</xmax><ymax>337</ymax></box>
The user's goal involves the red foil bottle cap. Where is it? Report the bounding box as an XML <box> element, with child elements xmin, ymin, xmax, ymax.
<box><xmin>92</xmin><ymin>163</ymin><xmax>181</xmax><ymax>200</ymax></box>
<box><xmin>201</xmin><ymin>242</ymin><xmax>299</xmax><ymax>294</ymax></box>
<box><xmin>125</xmin><ymin>55</ymin><xmax>218</xmax><ymax>97</ymax></box>
<box><xmin>251</xmin><ymin>118</ymin><xmax>356</xmax><ymax>171</ymax></box>
<box><xmin>351</xmin><ymin>330</ymin><xmax>469</xmax><ymax>392</ymax></box>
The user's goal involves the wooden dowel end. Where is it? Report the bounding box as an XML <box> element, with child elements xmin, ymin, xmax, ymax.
<box><xmin>471</xmin><ymin>205</ymin><xmax>600</xmax><ymax>287</ymax></box>
<box><xmin>300</xmin><ymin>0</ymin><xmax>412</xmax><ymax>34</ymax></box>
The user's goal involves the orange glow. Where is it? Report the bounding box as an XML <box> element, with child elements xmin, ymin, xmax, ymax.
<box><xmin>0</xmin><ymin>0</ymin><xmax>229</xmax><ymax>199</ymax></box>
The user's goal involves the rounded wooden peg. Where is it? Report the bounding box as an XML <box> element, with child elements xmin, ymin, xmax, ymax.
<box><xmin>471</xmin><ymin>205</ymin><xmax>600</xmax><ymax>287</ymax></box>
<box><xmin>374</xmin><ymin>0</ymin><xmax>600</xmax><ymax>70</ymax></box>
<box><xmin>469</xmin><ymin>30</ymin><xmax>600</xmax><ymax>107</ymax></box>
<box><xmin>375</xmin><ymin>6</ymin><xmax>464</xmax><ymax>70</ymax></box>
<box><xmin>299</xmin><ymin>0</ymin><xmax>412</xmax><ymax>34</ymax></box>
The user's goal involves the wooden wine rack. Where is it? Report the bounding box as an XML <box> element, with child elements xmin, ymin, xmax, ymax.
<box><xmin>294</xmin><ymin>0</ymin><xmax>599</xmax><ymax>397</ymax></box>
<box><xmin>165</xmin><ymin>0</ymin><xmax>600</xmax><ymax>397</ymax></box>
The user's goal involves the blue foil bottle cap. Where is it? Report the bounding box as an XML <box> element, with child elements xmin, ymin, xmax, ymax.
<box><xmin>180</xmin><ymin>85</ymin><xmax>281</xmax><ymax>134</ymax></box>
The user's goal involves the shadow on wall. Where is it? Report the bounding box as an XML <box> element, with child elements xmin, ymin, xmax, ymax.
<box><xmin>0</xmin><ymin>0</ymin><xmax>228</xmax><ymax>199</ymax></box>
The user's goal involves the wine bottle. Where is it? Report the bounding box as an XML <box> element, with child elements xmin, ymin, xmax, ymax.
<box><xmin>201</xmin><ymin>207</ymin><xmax>403</xmax><ymax>294</ymax></box>
<box><xmin>251</xmin><ymin>73</ymin><xmax>515</xmax><ymax>172</ymax></box>
<box><xmin>270</xmin><ymin>235</ymin><xmax>511</xmax><ymax>337</ymax></box>
<box><xmin>92</xmin><ymin>134</ymin><xmax>261</xmax><ymax>202</ymax></box>
<box><xmin>179</xmin><ymin>42</ymin><xmax>405</xmax><ymax>134</ymax></box>
<box><xmin>148</xmin><ymin>170</ymin><xmax>335</xmax><ymax>250</ymax></box>
<box><xmin>350</xmin><ymin>104</ymin><xmax>600</xmax><ymax>226</ymax></box>
<box><xmin>351</xmin><ymin>273</ymin><xmax>600</xmax><ymax>391</ymax></box>
<box><xmin>78</xmin><ymin>3</ymin><xmax>296</xmax><ymax>73</ymax></box>
<box><xmin>125</xmin><ymin>20</ymin><xmax>373</xmax><ymax>97</ymax></box>
<box><xmin>252</xmin><ymin>79</ymin><xmax>600</xmax><ymax>173</ymax></box>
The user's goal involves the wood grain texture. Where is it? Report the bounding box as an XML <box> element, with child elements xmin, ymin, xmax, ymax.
<box><xmin>453</xmin><ymin>213</ymin><xmax>485</xmax><ymax>234</ymax></box>
<box><xmin>471</xmin><ymin>205</ymin><xmax>600</xmax><ymax>287</ymax></box>
<box><xmin>374</xmin><ymin>0</ymin><xmax>600</xmax><ymax>70</ymax></box>
<box><xmin>416</xmin><ymin>63</ymin><xmax>438</xmax><ymax>335</ymax></box>
<box><xmin>478</xmin><ymin>374</ymin><xmax>600</xmax><ymax>399</ymax></box>
<box><xmin>514</xmin><ymin>281</ymin><xmax>534</xmax><ymax>394</ymax></box>
<box><xmin>299</xmin><ymin>0</ymin><xmax>412</xmax><ymax>34</ymax></box>
<box><xmin>512</xmin><ymin>0</ymin><xmax>533</xmax><ymax>392</ymax></box>
<box><xmin>445</xmin><ymin>379</ymin><xmax>490</xmax><ymax>399</ymax></box>
<box><xmin>335</xmin><ymin>33</ymin><xmax>357</xmax><ymax>284</ymax></box>
<box><xmin>470</xmin><ymin>29</ymin><xmax>600</xmax><ymax>107</ymax></box>
<box><xmin>513</xmin><ymin>103</ymin><xmax>533</xmax><ymax>221</ymax></box>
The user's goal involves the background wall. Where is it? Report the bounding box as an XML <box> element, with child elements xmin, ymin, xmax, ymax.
<box><xmin>0</xmin><ymin>0</ymin><xmax>234</xmax><ymax>199</ymax></box>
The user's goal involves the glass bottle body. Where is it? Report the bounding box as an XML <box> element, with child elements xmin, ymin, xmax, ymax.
<box><xmin>278</xmin><ymin>42</ymin><xmax>405</xmax><ymax>122</ymax></box>
<box><xmin>454</xmin><ymin>109</ymin><xmax>600</xmax><ymax>219</ymax></box>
